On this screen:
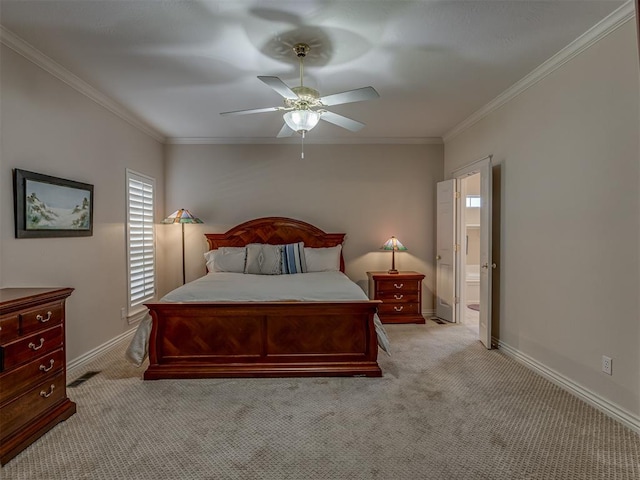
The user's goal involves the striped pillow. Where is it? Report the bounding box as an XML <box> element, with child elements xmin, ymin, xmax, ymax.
<box><xmin>281</xmin><ymin>242</ymin><xmax>307</xmax><ymax>274</ymax></box>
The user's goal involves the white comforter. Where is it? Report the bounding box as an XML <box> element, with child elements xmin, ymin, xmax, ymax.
<box><xmin>126</xmin><ymin>271</ymin><xmax>390</xmax><ymax>366</ymax></box>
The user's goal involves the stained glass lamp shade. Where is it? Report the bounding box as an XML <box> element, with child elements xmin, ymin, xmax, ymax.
<box><xmin>162</xmin><ymin>209</ymin><xmax>203</xmax><ymax>284</ymax></box>
<box><xmin>380</xmin><ymin>236</ymin><xmax>408</xmax><ymax>274</ymax></box>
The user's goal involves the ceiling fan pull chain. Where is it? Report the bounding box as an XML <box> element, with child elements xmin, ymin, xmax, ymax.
<box><xmin>301</xmin><ymin>130</ymin><xmax>305</xmax><ymax>159</ymax></box>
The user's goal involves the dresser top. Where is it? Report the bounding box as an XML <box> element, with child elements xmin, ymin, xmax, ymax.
<box><xmin>0</xmin><ymin>287</ymin><xmax>74</xmax><ymax>311</ymax></box>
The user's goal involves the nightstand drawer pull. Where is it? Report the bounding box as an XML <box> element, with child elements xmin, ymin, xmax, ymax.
<box><xmin>394</xmin><ymin>283</ymin><xmax>404</xmax><ymax>289</ymax></box>
<box><xmin>29</xmin><ymin>338</ymin><xmax>45</xmax><ymax>351</ymax></box>
<box><xmin>394</xmin><ymin>294</ymin><xmax>404</xmax><ymax>300</ymax></box>
<box><xmin>37</xmin><ymin>311</ymin><xmax>53</xmax><ymax>323</ymax></box>
<box><xmin>40</xmin><ymin>384</ymin><xmax>55</xmax><ymax>398</ymax></box>
<box><xmin>40</xmin><ymin>359</ymin><xmax>55</xmax><ymax>372</ymax></box>
<box><xmin>394</xmin><ymin>305</ymin><xmax>404</xmax><ymax>312</ymax></box>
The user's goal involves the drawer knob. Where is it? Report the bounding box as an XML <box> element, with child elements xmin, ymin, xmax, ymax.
<box><xmin>40</xmin><ymin>359</ymin><xmax>55</xmax><ymax>372</ymax></box>
<box><xmin>40</xmin><ymin>384</ymin><xmax>55</xmax><ymax>398</ymax></box>
<box><xmin>394</xmin><ymin>294</ymin><xmax>404</xmax><ymax>300</ymax></box>
<box><xmin>37</xmin><ymin>311</ymin><xmax>53</xmax><ymax>323</ymax></box>
<box><xmin>394</xmin><ymin>283</ymin><xmax>404</xmax><ymax>289</ymax></box>
<box><xmin>29</xmin><ymin>338</ymin><xmax>45</xmax><ymax>351</ymax></box>
<box><xmin>394</xmin><ymin>305</ymin><xmax>404</xmax><ymax>312</ymax></box>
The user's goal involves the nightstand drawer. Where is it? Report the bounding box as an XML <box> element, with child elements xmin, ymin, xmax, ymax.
<box><xmin>378</xmin><ymin>303</ymin><xmax>420</xmax><ymax>316</ymax></box>
<box><xmin>0</xmin><ymin>348</ymin><xmax>64</xmax><ymax>404</ymax></box>
<box><xmin>20</xmin><ymin>301</ymin><xmax>64</xmax><ymax>335</ymax></box>
<box><xmin>0</xmin><ymin>373</ymin><xmax>67</xmax><ymax>440</ymax></box>
<box><xmin>376</xmin><ymin>279</ymin><xmax>421</xmax><ymax>293</ymax></box>
<box><xmin>375</xmin><ymin>292</ymin><xmax>420</xmax><ymax>303</ymax></box>
<box><xmin>0</xmin><ymin>326</ymin><xmax>63</xmax><ymax>372</ymax></box>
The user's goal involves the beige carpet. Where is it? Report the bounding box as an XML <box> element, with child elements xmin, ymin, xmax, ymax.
<box><xmin>3</xmin><ymin>322</ymin><xmax>639</xmax><ymax>480</ymax></box>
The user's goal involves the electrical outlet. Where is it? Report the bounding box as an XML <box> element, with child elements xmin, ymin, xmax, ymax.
<box><xmin>602</xmin><ymin>355</ymin><xmax>612</xmax><ymax>375</ymax></box>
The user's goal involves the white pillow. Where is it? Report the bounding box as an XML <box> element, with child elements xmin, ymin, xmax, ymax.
<box><xmin>206</xmin><ymin>246</ymin><xmax>247</xmax><ymax>273</ymax></box>
<box><xmin>204</xmin><ymin>250</ymin><xmax>217</xmax><ymax>272</ymax></box>
<box><xmin>304</xmin><ymin>245</ymin><xmax>342</xmax><ymax>272</ymax></box>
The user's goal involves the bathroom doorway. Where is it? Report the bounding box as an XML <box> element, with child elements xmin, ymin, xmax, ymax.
<box><xmin>460</xmin><ymin>172</ymin><xmax>481</xmax><ymax>336</ymax></box>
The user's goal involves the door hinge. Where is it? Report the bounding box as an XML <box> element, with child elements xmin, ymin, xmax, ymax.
<box><xmin>454</xmin><ymin>244</ymin><xmax>461</xmax><ymax>252</ymax></box>
<box><xmin>454</xmin><ymin>297</ymin><xmax>460</xmax><ymax>304</ymax></box>
<box><xmin>454</xmin><ymin>191</ymin><xmax>461</xmax><ymax>199</ymax></box>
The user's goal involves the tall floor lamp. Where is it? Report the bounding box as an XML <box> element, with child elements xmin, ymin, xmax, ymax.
<box><xmin>162</xmin><ymin>208</ymin><xmax>203</xmax><ymax>284</ymax></box>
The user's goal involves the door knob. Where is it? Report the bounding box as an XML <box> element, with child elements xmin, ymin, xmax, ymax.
<box><xmin>481</xmin><ymin>263</ymin><xmax>497</xmax><ymax>269</ymax></box>
<box><xmin>436</xmin><ymin>255</ymin><xmax>442</xmax><ymax>260</ymax></box>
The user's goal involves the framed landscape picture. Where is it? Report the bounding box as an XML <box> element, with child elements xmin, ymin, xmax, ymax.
<box><xmin>13</xmin><ymin>169</ymin><xmax>94</xmax><ymax>238</ymax></box>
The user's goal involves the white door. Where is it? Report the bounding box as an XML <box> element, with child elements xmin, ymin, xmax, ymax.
<box><xmin>477</xmin><ymin>159</ymin><xmax>493</xmax><ymax>348</ymax></box>
<box><xmin>436</xmin><ymin>179</ymin><xmax>457</xmax><ymax>322</ymax></box>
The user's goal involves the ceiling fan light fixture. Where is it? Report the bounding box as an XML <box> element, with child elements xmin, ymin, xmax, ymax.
<box><xmin>283</xmin><ymin>109</ymin><xmax>320</xmax><ymax>133</ymax></box>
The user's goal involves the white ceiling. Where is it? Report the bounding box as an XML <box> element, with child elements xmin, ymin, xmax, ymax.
<box><xmin>0</xmin><ymin>0</ymin><xmax>627</xmax><ymax>143</ymax></box>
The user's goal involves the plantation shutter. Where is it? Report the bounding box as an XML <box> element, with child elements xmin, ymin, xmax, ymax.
<box><xmin>126</xmin><ymin>170</ymin><xmax>156</xmax><ymax>312</ymax></box>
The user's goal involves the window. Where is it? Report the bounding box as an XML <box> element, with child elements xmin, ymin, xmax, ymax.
<box><xmin>466</xmin><ymin>195</ymin><xmax>481</xmax><ymax>208</ymax></box>
<box><xmin>126</xmin><ymin>169</ymin><xmax>156</xmax><ymax>318</ymax></box>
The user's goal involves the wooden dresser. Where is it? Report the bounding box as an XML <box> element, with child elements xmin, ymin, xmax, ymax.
<box><xmin>0</xmin><ymin>287</ymin><xmax>76</xmax><ymax>465</ymax></box>
<box><xmin>367</xmin><ymin>271</ymin><xmax>425</xmax><ymax>324</ymax></box>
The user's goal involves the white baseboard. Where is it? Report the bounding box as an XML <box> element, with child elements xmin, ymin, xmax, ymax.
<box><xmin>67</xmin><ymin>327</ymin><xmax>137</xmax><ymax>381</ymax></box>
<box><xmin>422</xmin><ymin>309</ymin><xmax>435</xmax><ymax>318</ymax></box>
<box><xmin>498</xmin><ymin>339</ymin><xmax>640</xmax><ymax>434</ymax></box>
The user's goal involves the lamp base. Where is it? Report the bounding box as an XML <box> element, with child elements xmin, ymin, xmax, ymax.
<box><xmin>387</xmin><ymin>269</ymin><xmax>399</xmax><ymax>274</ymax></box>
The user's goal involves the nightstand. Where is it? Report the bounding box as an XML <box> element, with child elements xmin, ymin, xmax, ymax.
<box><xmin>367</xmin><ymin>271</ymin><xmax>425</xmax><ymax>324</ymax></box>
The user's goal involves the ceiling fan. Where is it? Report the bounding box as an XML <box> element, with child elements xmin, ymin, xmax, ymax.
<box><xmin>220</xmin><ymin>43</ymin><xmax>379</xmax><ymax>139</ymax></box>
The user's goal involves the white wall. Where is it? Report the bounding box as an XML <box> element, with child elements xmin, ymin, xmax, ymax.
<box><xmin>444</xmin><ymin>21</ymin><xmax>640</xmax><ymax>417</ymax></box>
<box><xmin>0</xmin><ymin>45</ymin><xmax>165</xmax><ymax>361</ymax></box>
<box><xmin>163</xmin><ymin>143</ymin><xmax>443</xmax><ymax>311</ymax></box>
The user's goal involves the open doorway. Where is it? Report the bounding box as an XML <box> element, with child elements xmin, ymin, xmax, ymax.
<box><xmin>436</xmin><ymin>155</ymin><xmax>493</xmax><ymax>347</ymax></box>
<box><xmin>459</xmin><ymin>172</ymin><xmax>481</xmax><ymax>336</ymax></box>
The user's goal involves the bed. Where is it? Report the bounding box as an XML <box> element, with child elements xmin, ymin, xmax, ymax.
<box><xmin>129</xmin><ymin>217</ymin><xmax>386</xmax><ymax>379</ymax></box>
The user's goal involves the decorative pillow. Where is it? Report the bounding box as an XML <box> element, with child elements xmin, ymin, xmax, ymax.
<box><xmin>281</xmin><ymin>242</ymin><xmax>307</xmax><ymax>274</ymax></box>
<box><xmin>304</xmin><ymin>245</ymin><xmax>342</xmax><ymax>272</ymax></box>
<box><xmin>204</xmin><ymin>250</ymin><xmax>216</xmax><ymax>272</ymax></box>
<box><xmin>213</xmin><ymin>246</ymin><xmax>247</xmax><ymax>272</ymax></box>
<box><xmin>244</xmin><ymin>244</ymin><xmax>282</xmax><ymax>275</ymax></box>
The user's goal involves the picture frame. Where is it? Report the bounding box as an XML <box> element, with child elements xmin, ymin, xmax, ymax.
<box><xmin>13</xmin><ymin>169</ymin><xmax>94</xmax><ymax>238</ymax></box>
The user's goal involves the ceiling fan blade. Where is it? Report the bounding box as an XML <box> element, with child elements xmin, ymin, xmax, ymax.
<box><xmin>320</xmin><ymin>111</ymin><xmax>365</xmax><ymax>132</ymax></box>
<box><xmin>320</xmin><ymin>86</ymin><xmax>379</xmax><ymax>106</ymax></box>
<box><xmin>258</xmin><ymin>76</ymin><xmax>298</xmax><ymax>100</ymax></box>
<box><xmin>277</xmin><ymin>123</ymin><xmax>295</xmax><ymax>138</ymax></box>
<box><xmin>220</xmin><ymin>106</ymin><xmax>282</xmax><ymax>116</ymax></box>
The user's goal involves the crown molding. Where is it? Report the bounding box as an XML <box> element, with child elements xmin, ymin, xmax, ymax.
<box><xmin>0</xmin><ymin>26</ymin><xmax>166</xmax><ymax>143</ymax></box>
<box><xmin>167</xmin><ymin>136</ymin><xmax>443</xmax><ymax>145</ymax></box>
<box><xmin>443</xmin><ymin>1</ymin><xmax>636</xmax><ymax>143</ymax></box>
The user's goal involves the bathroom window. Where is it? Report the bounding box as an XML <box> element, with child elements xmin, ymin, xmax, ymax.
<box><xmin>466</xmin><ymin>195</ymin><xmax>481</xmax><ymax>208</ymax></box>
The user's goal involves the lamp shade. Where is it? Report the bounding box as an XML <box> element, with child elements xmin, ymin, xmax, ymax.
<box><xmin>162</xmin><ymin>209</ymin><xmax>203</xmax><ymax>224</ymax></box>
<box><xmin>380</xmin><ymin>236</ymin><xmax>408</xmax><ymax>252</ymax></box>
<box><xmin>283</xmin><ymin>109</ymin><xmax>320</xmax><ymax>133</ymax></box>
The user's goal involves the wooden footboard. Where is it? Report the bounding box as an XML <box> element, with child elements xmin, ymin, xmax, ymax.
<box><xmin>143</xmin><ymin>300</ymin><xmax>383</xmax><ymax>379</ymax></box>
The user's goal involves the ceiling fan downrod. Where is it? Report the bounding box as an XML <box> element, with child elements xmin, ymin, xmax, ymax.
<box><xmin>293</xmin><ymin>43</ymin><xmax>309</xmax><ymax>88</ymax></box>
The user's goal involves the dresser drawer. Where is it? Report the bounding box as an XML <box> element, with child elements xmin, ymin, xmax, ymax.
<box><xmin>0</xmin><ymin>326</ymin><xmax>63</xmax><ymax>372</ymax></box>
<box><xmin>376</xmin><ymin>279</ymin><xmax>421</xmax><ymax>294</ymax></box>
<box><xmin>0</xmin><ymin>373</ymin><xmax>67</xmax><ymax>441</ymax></box>
<box><xmin>0</xmin><ymin>348</ymin><xmax>64</xmax><ymax>404</ymax></box>
<box><xmin>20</xmin><ymin>301</ymin><xmax>64</xmax><ymax>335</ymax></box>
<box><xmin>0</xmin><ymin>314</ymin><xmax>19</xmax><ymax>343</ymax></box>
<box><xmin>374</xmin><ymin>292</ymin><xmax>420</xmax><ymax>303</ymax></box>
<box><xmin>378</xmin><ymin>303</ymin><xmax>421</xmax><ymax>316</ymax></box>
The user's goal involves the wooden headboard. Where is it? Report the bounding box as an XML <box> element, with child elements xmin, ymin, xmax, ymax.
<box><xmin>205</xmin><ymin>217</ymin><xmax>346</xmax><ymax>272</ymax></box>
